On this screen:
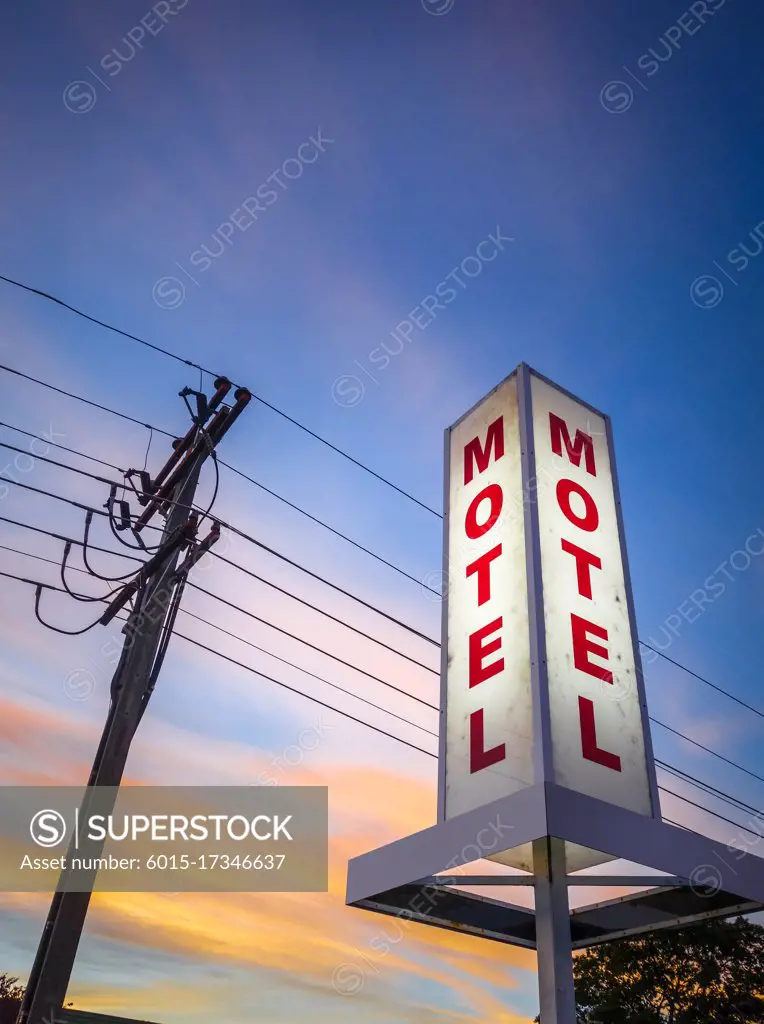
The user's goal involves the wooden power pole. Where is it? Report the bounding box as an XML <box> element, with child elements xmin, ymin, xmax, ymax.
<box><xmin>17</xmin><ymin>377</ymin><xmax>250</xmax><ymax>1024</ymax></box>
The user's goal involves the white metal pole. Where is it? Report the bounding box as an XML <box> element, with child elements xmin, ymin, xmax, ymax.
<box><xmin>533</xmin><ymin>837</ymin><xmax>577</xmax><ymax>1024</ymax></box>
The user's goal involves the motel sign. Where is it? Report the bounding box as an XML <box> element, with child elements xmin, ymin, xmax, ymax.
<box><xmin>346</xmin><ymin>365</ymin><xmax>764</xmax><ymax>1023</ymax></box>
<box><xmin>440</xmin><ymin>369</ymin><xmax>656</xmax><ymax>872</ymax></box>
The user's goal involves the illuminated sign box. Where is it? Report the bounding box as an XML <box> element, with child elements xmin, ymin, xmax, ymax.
<box><xmin>438</xmin><ymin>365</ymin><xmax>659</xmax><ymax>871</ymax></box>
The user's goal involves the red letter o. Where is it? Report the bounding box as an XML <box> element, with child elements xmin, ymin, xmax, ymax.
<box><xmin>556</xmin><ymin>479</ymin><xmax>598</xmax><ymax>532</ymax></box>
<box><xmin>466</xmin><ymin>483</ymin><xmax>504</xmax><ymax>539</ymax></box>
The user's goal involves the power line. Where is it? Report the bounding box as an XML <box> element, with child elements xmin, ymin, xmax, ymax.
<box><xmin>1</xmin><ymin>524</ymin><xmax>437</xmax><ymax>712</ymax></box>
<box><xmin>0</xmin><ymin>428</ymin><xmax>440</xmax><ymax>644</ymax></box>
<box><xmin>209</xmin><ymin>540</ymin><xmax>438</xmax><ymax>646</ymax></box>
<box><xmin>187</xmin><ymin>580</ymin><xmax>438</xmax><ymax>709</ymax></box>
<box><xmin>651</xmin><ymin>718</ymin><xmax>764</xmax><ymax>787</ymax></box>
<box><xmin>7</xmin><ymin>436</ymin><xmax>761</xmax><ymax>733</ymax></box>
<box><xmin>0</xmin><ymin>543</ymin><xmax>436</xmax><ymax>739</ymax></box>
<box><xmin>0</xmin><ymin>362</ymin><xmax>172</xmax><ymax>437</ymax></box>
<box><xmin>0</xmin><ymin>421</ymin><xmax>125</xmax><ymax>474</ymax></box>
<box><xmin>0</xmin><ymin>514</ymin><xmax>143</xmax><ymax>566</ymax></box>
<box><xmin>657</xmin><ymin>782</ymin><xmax>764</xmax><ymax>841</ymax></box>
<box><xmin>0</xmin><ymin>477</ymin><xmax>163</xmax><ymax>536</ymax></box>
<box><xmin>208</xmin><ymin>549</ymin><xmax>438</xmax><ymax>674</ymax></box>
<box><xmin>657</xmin><ymin>759</ymin><xmax>764</xmax><ymax>820</ymax></box>
<box><xmin>174</xmin><ymin>631</ymin><xmax>437</xmax><ymax>756</ymax></box>
<box><xmin>0</xmin><ymin>568</ymin><xmax>437</xmax><ymax>759</ymax></box>
<box><xmin>0</xmin><ymin>440</ymin><xmax>120</xmax><ymax>490</ymax></box>
<box><xmin>179</xmin><ymin>604</ymin><xmax>437</xmax><ymax>737</ymax></box>
<box><xmin>5</xmin><ymin>402</ymin><xmax>764</xmax><ymax>738</ymax></box>
<box><xmin>0</xmin><ymin>366</ymin><xmax>440</xmax><ymax>594</ymax></box>
<box><xmin>219</xmin><ymin>458</ymin><xmax>438</xmax><ymax>591</ymax></box>
<box><xmin>641</xmin><ymin>641</ymin><xmax>764</xmax><ymax>722</ymax></box>
<box><xmin>2</xmin><ymin>502</ymin><xmax>438</xmax><ymax>683</ymax></box>
<box><xmin>0</xmin><ymin>275</ymin><xmax>439</xmax><ymax>515</ymax></box>
<box><xmin>2</xmin><ymin>563</ymin><xmax>761</xmax><ymax>844</ymax></box>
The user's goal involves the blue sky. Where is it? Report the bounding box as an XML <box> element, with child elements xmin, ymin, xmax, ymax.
<box><xmin>1</xmin><ymin>0</ymin><xmax>764</xmax><ymax>1020</ymax></box>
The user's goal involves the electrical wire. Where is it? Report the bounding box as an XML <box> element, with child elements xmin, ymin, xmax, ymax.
<box><xmin>0</xmin><ymin>513</ymin><xmax>143</xmax><ymax>567</ymax></box>
<box><xmin>0</xmin><ymin>507</ymin><xmax>438</xmax><ymax>684</ymax></box>
<box><xmin>82</xmin><ymin>511</ymin><xmax>144</xmax><ymax>582</ymax></box>
<box><xmin>208</xmin><ymin>538</ymin><xmax>438</xmax><ymax>645</ymax></box>
<box><xmin>219</xmin><ymin>458</ymin><xmax>437</xmax><ymax>591</ymax></box>
<box><xmin>208</xmin><ymin>549</ymin><xmax>438</xmax><ymax>673</ymax></box>
<box><xmin>31</xmin><ymin>578</ymin><xmax>104</xmax><ymax>635</ymax></box>
<box><xmin>0</xmin><ymin>362</ymin><xmax>172</xmax><ymax>437</ymax></box>
<box><xmin>0</xmin><ymin>420</ymin><xmax>218</xmax><ymax>531</ymax></box>
<box><xmin>657</xmin><ymin>759</ymin><xmax>764</xmax><ymax>820</ymax></box>
<box><xmin>0</xmin><ymin>276</ymin><xmax>439</xmax><ymax>515</ymax></box>
<box><xmin>0</xmin><ymin>567</ymin><xmax>438</xmax><ymax>758</ymax></box>
<box><xmin>179</xmin><ymin>605</ymin><xmax>437</xmax><ymax>735</ymax></box>
<box><xmin>641</xmin><ymin>641</ymin><xmax>764</xmax><ymax>722</ymax></box>
<box><xmin>0</xmin><ymin>446</ymin><xmax>440</xmax><ymax>646</ymax></box>
<box><xmin>0</xmin><ymin>421</ymin><xmax>124</xmax><ymax>473</ymax></box>
<box><xmin>1</xmin><ymin>524</ymin><xmax>438</xmax><ymax>710</ymax></box>
<box><xmin>0</xmin><ymin>541</ymin><xmax>439</xmax><ymax>736</ymax></box>
<box><xmin>7</xmin><ymin>438</ymin><xmax>764</xmax><ymax>737</ymax></box>
<box><xmin>3</xmin><ymin>558</ymin><xmax>763</xmax><ymax>844</ymax></box>
<box><xmin>2</xmin><ymin>476</ymin><xmax>162</xmax><ymax>534</ymax></box>
<box><xmin>187</xmin><ymin>580</ymin><xmax>438</xmax><ymax>710</ymax></box>
<box><xmin>0</xmin><ymin>440</ymin><xmax>120</xmax><ymax>489</ymax></box>
<box><xmin>59</xmin><ymin>541</ymin><xmax>123</xmax><ymax>603</ymax></box>
<box><xmin>657</xmin><ymin>782</ymin><xmax>764</xmax><ymax>841</ymax></box>
<box><xmin>0</xmin><ymin>377</ymin><xmax>434</xmax><ymax>591</ymax></box>
<box><xmin>650</xmin><ymin>718</ymin><xmax>764</xmax><ymax>787</ymax></box>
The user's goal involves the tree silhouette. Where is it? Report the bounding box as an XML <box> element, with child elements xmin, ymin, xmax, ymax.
<box><xmin>536</xmin><ymin>917</ymin><xmax>764</xmax><ymax>1023</ymax></box>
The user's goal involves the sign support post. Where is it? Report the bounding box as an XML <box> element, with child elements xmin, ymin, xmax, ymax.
<box><xmin>533</xmin><ymin>837</ymin><xmax>576</xmax><ymax>1023</ymax></box>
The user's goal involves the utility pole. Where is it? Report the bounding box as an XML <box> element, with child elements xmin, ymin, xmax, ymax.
<box><xmin>17</xmin><ymin>377</ymin><xmax>250</xmax><ymax>1024</ymax></box>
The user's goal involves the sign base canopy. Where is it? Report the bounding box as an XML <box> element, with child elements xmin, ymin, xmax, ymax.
<box><xmin>345</xmin><ymin>783</ymin><xmax>764</xmax><ymax>950</ymax></box>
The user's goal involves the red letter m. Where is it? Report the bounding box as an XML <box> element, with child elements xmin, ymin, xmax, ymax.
<box><xmin>464</xmin><ymin>417</ymin><xmax>504</xmax><ymax>485</ymax></box>
<box><xmin>549</xmin><ymin>413</ymin><xmax>596</xmax><ymax>477</ymax></box>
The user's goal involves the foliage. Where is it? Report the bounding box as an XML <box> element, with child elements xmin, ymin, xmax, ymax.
<box><xmin>0</xmin><ymin>977</ymin><xmax>24</xmax><ymax>1002</ymax></box>
<box><xmin>536</xmin><ymin>916</ymin><xmax>764</xmax><ymax>1023</ymax></box>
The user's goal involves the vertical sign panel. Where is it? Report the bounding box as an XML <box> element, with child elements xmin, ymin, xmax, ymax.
<box><xmin>530</xmin><ymin>374</ymin><xmax>655</xmax><ymax>818</ymax></box>
<box><xmin>441</xmin><ymin>373</ymin><xmax>534</xmax><ymax>825</ymax></box>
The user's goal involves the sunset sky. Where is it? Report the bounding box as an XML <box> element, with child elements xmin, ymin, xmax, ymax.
<box><xmin>2</xmin><ymin>0</ymin><xmax>764</xmax><ymax>1021</ymax></box>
